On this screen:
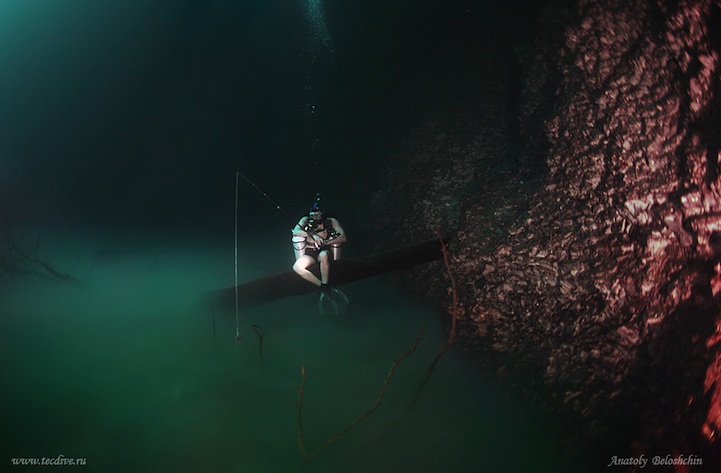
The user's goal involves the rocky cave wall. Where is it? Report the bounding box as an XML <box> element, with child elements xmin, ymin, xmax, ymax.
<box><xmin>372</xmin><ymin>0</ymin><xmax>721</xmax><ymax>468</ymax></box>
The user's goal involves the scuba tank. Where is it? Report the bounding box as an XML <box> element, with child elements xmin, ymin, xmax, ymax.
<box><xmin>292</xmin><ymin>235</ymin><xmax>308</xmax><ymax>259</ymax></box>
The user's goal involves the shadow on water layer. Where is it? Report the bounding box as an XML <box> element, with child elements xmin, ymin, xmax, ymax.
<box><xmin>1</xmin><ymin>231</ymin><xmax>572</xmax><ymax>473</ymax></box>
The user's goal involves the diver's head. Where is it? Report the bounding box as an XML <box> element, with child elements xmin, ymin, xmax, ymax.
<box><xmin>309</xmin><ymin>200</ymin><xmax>325</xmax><ymax>220</ymax></box>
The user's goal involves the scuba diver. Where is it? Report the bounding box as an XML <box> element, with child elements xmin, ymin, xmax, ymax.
<box><xmin>291</xmin><ymin>197</ymin><xmax>349</xmax><ymax>315</ymax></box>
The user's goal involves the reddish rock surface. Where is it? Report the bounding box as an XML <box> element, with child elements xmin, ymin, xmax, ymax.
<box><xmin>372</xmin><ymin>0</ymin><xmax>721</xmax><ymax>469</ymax></box>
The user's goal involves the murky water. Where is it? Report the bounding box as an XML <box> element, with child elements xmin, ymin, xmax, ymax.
<box><xmin>2</xmin><ymin>228</ymin><xmax>574</xmax><ymax>472</ymax></box>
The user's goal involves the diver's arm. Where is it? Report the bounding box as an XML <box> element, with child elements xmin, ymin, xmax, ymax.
<box><xmin>324</xmin><ymin>218</ymin><xmax>347</xmax><ymax>245</ymax></box>
<box><xmin>292</xmin><ymin>217</ymin><xmax>310</xmax><ymax>237</ymax></box>
<box><xmin>293</xmin><ymin>217</ymin><xmax>325</xmax><ymax>248</ymax></box>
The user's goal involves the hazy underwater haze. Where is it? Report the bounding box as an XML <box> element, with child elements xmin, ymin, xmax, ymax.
<box><xmin>0</xmin><ymin>1</ymin><xmax>575</xmax><ymax>472</ymax></box>
<box><xmin>1</xmin><ymin>0</ymin><xmax>538</xmax><ymax>230</ymax></box>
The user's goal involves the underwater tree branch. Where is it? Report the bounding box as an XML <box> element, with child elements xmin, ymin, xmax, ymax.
<box><xmin>0</xmin><ymin>229</ymin><xmax>77</xmax><ymax>283</ymax></box>
<box><xmin>295</xmin><ymin>326</ymin><xmax>423</xmax><ymax>461</ymax></box>
<box><xmin>407</xmin><ymin>228</ymin><xmax>459</xmax><ymax>410</ymax></box>
<box><xmin>252</xmin><ymin>324</ymin><xmax>265</xmax><ymax>362</ymax></box>
<box><xmin>438</xmin><ymin>227</ymin><xmax>458</xmax><ymax>344</ymax></box>
<box><xmin>293</xmin><ymin>365</ymin><xmax>309</xmax><ymax>459</ymax></box>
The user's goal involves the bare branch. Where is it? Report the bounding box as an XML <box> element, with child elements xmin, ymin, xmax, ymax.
<box><xmin>295</xmin><ymin>326</ymin><xmax>423</xmax><ymax>460</ymax></box>
<box><xmin>0</xmin><ymin>228</ymin><xmax>78</xmax><ymax>283</ymax></box>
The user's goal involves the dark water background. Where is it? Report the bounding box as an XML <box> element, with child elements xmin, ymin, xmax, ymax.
<box><xmin>0</xmin><ymin>1</ymin><xmax>578</xmax><ymax>471</ymax></box>
<box><xmin>1</xmin><ymin>0</ymin><xmax>537</xmax><ymax>231</ymax></box>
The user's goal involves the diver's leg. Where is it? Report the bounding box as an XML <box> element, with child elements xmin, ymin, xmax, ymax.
<box><xmin>292</xmin><ymin>255</ymin><xmax>321</xmax><ymax>286</ymax></box>
<box><xmin>318</xmin><ymin>250</ymin><xmax>331</xmax><ymax>285</ymax></box>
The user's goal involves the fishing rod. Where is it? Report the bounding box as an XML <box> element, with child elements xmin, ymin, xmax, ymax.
<box><xmin>233</xmin><ymin>171</ymin><xmax>293</xmax><ymax>347</ymax></box>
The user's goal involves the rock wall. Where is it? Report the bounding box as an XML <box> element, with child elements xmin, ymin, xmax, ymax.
<box><xmin>514</xmin><ymin>0</ymin><xmax>720</xmax><ymax>465</ymax></box>
<box><xmin>373</xmin><ymin>0</ymin><xmax>721</xmax><ymax>468</ymax></box>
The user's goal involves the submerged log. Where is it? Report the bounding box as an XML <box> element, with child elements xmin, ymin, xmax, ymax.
<box><xmin>206</xmin><ymin>237</ymin><xmax>447</xmax><ymax>309</ymax></box>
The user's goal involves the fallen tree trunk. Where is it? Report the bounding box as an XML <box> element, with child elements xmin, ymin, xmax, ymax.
<box><xmin>206</xmin><ymin>237</ymin><xmax>448</xmax><ymax>309</ymax></box>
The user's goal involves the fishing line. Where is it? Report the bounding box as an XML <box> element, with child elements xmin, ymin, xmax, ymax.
<box><xmin>234</xmin><ymin>172</ymin><xmax>241</xmax><ymax>345</ymax></box>
<box><xmin>237</xmin><ymin>171</ymin><xmax>294</xmax><ymax>221</ymax></box>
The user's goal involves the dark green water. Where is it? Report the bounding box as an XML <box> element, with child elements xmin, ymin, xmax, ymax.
<box><xmin>1</xmin><ymin>228</ymin><xmax>575</xmax><ymax>472</ymax></box>
<box><xmin>1</xmin><ymin>1</ymin><xmax>573</xmax><ymax>470</ymax></box>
